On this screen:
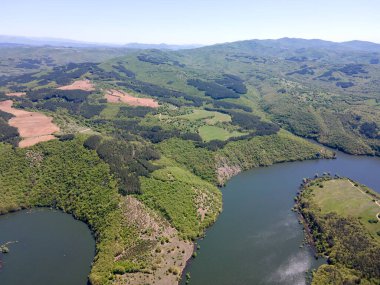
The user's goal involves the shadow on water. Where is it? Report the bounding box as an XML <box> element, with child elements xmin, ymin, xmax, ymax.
<box><xmin>181</xmin><ymin>150</ymin><xmax>380</xmax><ymax>285</ymax></box>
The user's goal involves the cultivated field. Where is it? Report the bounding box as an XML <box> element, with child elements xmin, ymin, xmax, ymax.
<box><xmin>105</xmin><ymin>89</ymin><xmax>159</xmax><ymax>108</ymax></box>
<box><xmin>0</xmin><ymin>100</ymin><xmax>60</xmax><ymax>147</ymax></box>
<box><xmin>57</xmin><ymin>79</ymin><xmax>95</xmax><ymax>91</ymax></box>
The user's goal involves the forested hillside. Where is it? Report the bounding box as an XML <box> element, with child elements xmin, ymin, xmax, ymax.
<box><xmin>0</xmin><ymin>38</ymin><xmax>378</xmax><ymax>284</ymax></box>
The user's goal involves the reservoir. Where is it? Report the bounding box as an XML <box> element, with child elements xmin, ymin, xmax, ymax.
<box><xmin>0</xmin><ymin>151</ymin><xmax>379</xmax><ymax>285</ymax></box>
<box><xmin>182</xmin><ymin>150</ymin><xmax>380</xmax><ymax>285</ymax></box>
<box><xmin>0</xmin><ymin>208</ymin><xmax>95</xmax><ymax>285</ymax></box>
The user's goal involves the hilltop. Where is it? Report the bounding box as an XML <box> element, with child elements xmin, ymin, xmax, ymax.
<box><xmin>0</xmin><ymin>37</ymin><xmax>379</xmax><ymax>284</ymax></box>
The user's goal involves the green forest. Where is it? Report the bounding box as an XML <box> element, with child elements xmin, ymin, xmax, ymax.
<box><xmin>0</xmin><ymin>38</ymin><xmax>379</xmax><ymax>284</ymax></box>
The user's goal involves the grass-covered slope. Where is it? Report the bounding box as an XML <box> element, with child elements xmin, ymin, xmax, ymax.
<box><xmin>0</xmin><ymin>137</ymin><xmax>222</xmax><ymax>284</ymax></box>
<box><xmin>216</xmin><ymin>130</ymin><xmax>332</xmax><ymax>171</ymax></box>
<box><xmin>139</xmin><ymin>157</ymin><xmax>222</xmax><ymax>239</ymax></box>
<box><xmin>159</xmin><ymin>131</ymin><xmax>334</xmax><ymax>186</ymax></box>
<box><xmin>310</xmin><ymin>179</ymin><xmax>380</xmax><ymax>238</ymax></box>
<box><xmin>1</xmin><ymin>38</ymin><xmax>373</xmax><ymax>285</ymax></box>
<box><xmin>175</xmin><ymin>39</ymin><xmax>380</xmax><ymax>155</ymax></box>
<box><xmin>2</xmin><ymin>38</ymin><xmax>380</xmax><ymax>155</ymax></box>
<box><xmin>158</xmin><ymin>138</ymin><xmax>217</xmax><ymax>184</ymax></box>
<box><xmin>0</xmin><ymin>140</ymin><xmax>125</xmax><ymax>284</ymax></box>
<box><xmin>296</xmin><ymin>176</ymin><xmax>380</xmax><ymax>285</ymax></box>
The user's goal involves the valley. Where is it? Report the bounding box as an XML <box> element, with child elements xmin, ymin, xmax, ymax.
<box><xmin>181</xmin><ymin>149</ymin><xmax>380</xmax><ymax>285</ymax></box>
<box><xmin>0</xmin><ymin>38</ymin><xmax>379</xmax><ymax>285</ymax></box>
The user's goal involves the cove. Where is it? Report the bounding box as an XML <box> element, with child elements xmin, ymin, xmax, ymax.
<box><xmin>0</xmin><ymin>208</ymin><xmax>95</xmax><ymax>285</ymax></box>
<box><xmin>181</xmin><ymin>150</ymin><xmax>380</xmax><ymax>285</ymax></box>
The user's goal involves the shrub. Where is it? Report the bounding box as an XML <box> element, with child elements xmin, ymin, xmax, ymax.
<box><xmin>59</xmin><ymin>134</ymin><xmax>75</xmax><ymax>141</ymax></box>
<box><xmin>83</xmin><ymin>135</ymin><xmax>102</xmax><ymax>150</ymax></box>
<box><xmin>360</xmin><ymin>122</ymin><xmax>379</xmax><ymax>139</ymax></box>
<box><xmin>113</xmin><ymin>265</ymin><xmax>125</xmax><ymax>275</ymax></box>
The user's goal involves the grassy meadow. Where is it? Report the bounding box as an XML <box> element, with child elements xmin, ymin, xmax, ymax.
<box><xmin>310</xmin><ymin>179</ymin><xmax>380</xmax><ymax>240</ymax></box>
<box><xmin>298</xmin><ymin>177</ymin><xmax>380</xmax><ymax>285</ymax></box>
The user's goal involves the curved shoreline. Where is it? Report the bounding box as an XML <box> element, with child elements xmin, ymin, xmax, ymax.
<box><xmin>179</xmin><ymin>154</ymin><xmax>335</xmax><ymax>284</ymax></box>
<box><xmin>0</xmin><ymin>208</ymin><xmax>95</xmax><ymax>285</ymax></box>
<box><xmin>0</xmin><ymin>135</ymin><xmax>334</xmax><ymax>282</ymax></box>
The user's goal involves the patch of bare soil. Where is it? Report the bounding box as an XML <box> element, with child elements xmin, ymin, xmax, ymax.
<box><xmin>215</xmin><ymin>155</ymin><xmax>242</xmax><ymax>185</ymax></box>
<box><xmin>105</xmin><ymin>89</ymin><xmax>159</xmax><ymax>108</ymax></box>
<box><xmin>0</xmin><ymin>100</ymin><xmax>60</xmax><ymax>147</ymax></box>
<box><xmin>114</xmin><ymin>196</ymin><xmax>193</xmax><ymax>285</ymax></box>
<box><xmin>5</xmin><ymin>92</ymin><xmax>26</xmax><ymax>97</ymax></box>
<box><xmin>195</xmin><ymin>189</ymin><xmax>212</xmax><ymax>222</ymax></box>
<box><xmin>57</xmin><ymin>79</ymin><xmax>95</xmax><ymax>91</ymax></box>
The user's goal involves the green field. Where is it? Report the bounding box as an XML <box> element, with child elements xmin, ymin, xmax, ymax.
<box><xmin>178</xmin><ymin>109</ymin><xmax>231</xmax><ymax>124</ymax></box>
<box><xmin>100</xmin><ymin>104</ymin><xmax>120</xmax><ymax>119</ymax></box>
<box><xmin>311</xmin><ymin>179</ymin><xmax>380</xmax><ymax>238</ymax></box>
<box><xmin>1</xmin><ymin>37</ymin><xmax>379</xmax><ymax>284</ymax></box>
<box><xmin>198</xmin><ymin>125</ymin><xmax>245</xmax><ymax>141</ymax></box>
<box><xmin>140</xmin><ymin>157</ymin><xmax>222</xmax><ymax>239</ymax></box>
<box><xmin>298</xmin><ymin>177</ymin><xmax>380</xmax><ymax>285</ymax></box>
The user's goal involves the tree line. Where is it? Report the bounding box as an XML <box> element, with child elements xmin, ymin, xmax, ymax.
<box><xmin>83</xmin><ymin>136</ymin><xmax>160</xmax><ymax>195</ymax></box>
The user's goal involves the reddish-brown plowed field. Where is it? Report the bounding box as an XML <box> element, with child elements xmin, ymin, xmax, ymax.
<box><xmin>57</xmin><ymin>79</ymin><xmax>95</xmax><ymax>91</ymax></box>
<box><xmin>5</xmin><ymin>92</ymin><xmax>26</xmax><ymax>97</ymax></box>
<box><xmin>105</xmin><ymin>89</ymin><xmax>159</xmax><ymax>108</ymax></box>
<box><xmin>0</xmin><ymin>100</ymin><xmax>60</xmax><ymax>147</ymax></box>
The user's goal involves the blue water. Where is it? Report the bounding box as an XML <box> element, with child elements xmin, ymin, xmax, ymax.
<box><xmin>182</xmin><ymin>150</ymin><xmax>380</xmax><ymax>285</ymax></box>
<box><xmin>0</xmin><ymin>208</ymin><xmax>95</xmax><ymax>285</ymax></box>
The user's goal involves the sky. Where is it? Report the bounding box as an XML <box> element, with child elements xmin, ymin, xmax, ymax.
<box><xmin>1</xmin><ymin>0</ymin><xmax>379</xmax><ymax>45</ymax></box>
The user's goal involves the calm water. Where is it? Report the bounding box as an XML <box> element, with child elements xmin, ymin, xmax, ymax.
<box><xmin>0</xmin><ymin>208</ymin><xmax>95</xmax><ymax>285</ymax></box>
<box><xmin>182</xmin><ymin>151</ymin><xmax>380</xmax><ymax>285</ymax></box>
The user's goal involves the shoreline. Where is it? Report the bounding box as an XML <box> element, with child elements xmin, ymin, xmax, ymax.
<box><xmin>0</xmin><ymin>207</ymin><xmax>97</xmax><ymax>284</ymax></box>
<box><xmin>294</xmin><ymin>176</ymin><xmax>380</xmax><ymax>284</ymax></box>
<box><xmin>178</xmin><ymin>155</ymin><xmax>335</xmax><ymax>285</ymax></box>
<box><xmin>294</xmin><ymin>178</ymin><xmax>323</xmax><ymax>259</ymax></box>
<box><xmin>0</xmin><ymin>137</ymin><xmax>335</xmax><ymax>285</ymax></box>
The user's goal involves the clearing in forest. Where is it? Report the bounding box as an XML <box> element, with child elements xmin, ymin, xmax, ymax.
<box><xmin>0</xmin><ymin>100</ymin><xmax>60</xmax><ymax>148</ymax></box>
<box><xmin>178</xmin><ymin>109</ymin><xmax>231</xmax><ymax>124</ymax></box>
<box><xmin>57</xmin><ymin>79</ymin><xmax>95</xmax><ymax>91</ymax></box>
<box><xmin>104</xmin><ymin>89</ymin><xmax>159</xmax><ymax>108</ymax></box>
<box><xmin>198</xmin><ymin>125</ymin><xmax>245</xmax><ymax>142</ymax></box>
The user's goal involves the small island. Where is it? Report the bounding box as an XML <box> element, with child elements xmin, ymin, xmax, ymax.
<box><xmin>0</xmin><ymin>242</ymin><xmax>12</xmax><ymax>254</ymax></box>
<box><xmin>296</xmin><ymin>176</ymin><xmax>380</xmax><ymax>285</ymax></box>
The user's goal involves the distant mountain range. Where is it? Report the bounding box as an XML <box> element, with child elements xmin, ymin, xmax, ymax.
<box><xmin>123</xmin><ymin>42</ymin><xmax>203</xmax><ymax>50</ymax></box>
<box><xmin>211</xmin><ymin>37</ymin><xmax>380</xmax><ymax>53</ymax></box>
<box><xmin>0</xmin><ymin>35</ymin><xmax>202</xmax><ymax>50</ymax></box>
<box><xmin>0</xmin><ymin>35</ymin><xmax>379</xmax><ymax>53</ymax></box>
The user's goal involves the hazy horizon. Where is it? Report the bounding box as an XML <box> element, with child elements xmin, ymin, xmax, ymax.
<box><xmin>2</xmin><ymin>34</ymin><xmax>380</xmax><ymax>47</ymax></box>
<box><xmin>1</xmin><ymin>0</ymin><xmax>379</xmax><ymax>45</ymax></box>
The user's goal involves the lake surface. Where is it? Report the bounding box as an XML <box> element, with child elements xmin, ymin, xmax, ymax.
<box><xmin>182</xmin><ymin>151</ymin><xmax>380</xmax><ymax>285</ymax></box>
<box><xmin>0</xmin><ymin>208</ymin><xmax>95</xmax><ymax>285</ymax></box>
